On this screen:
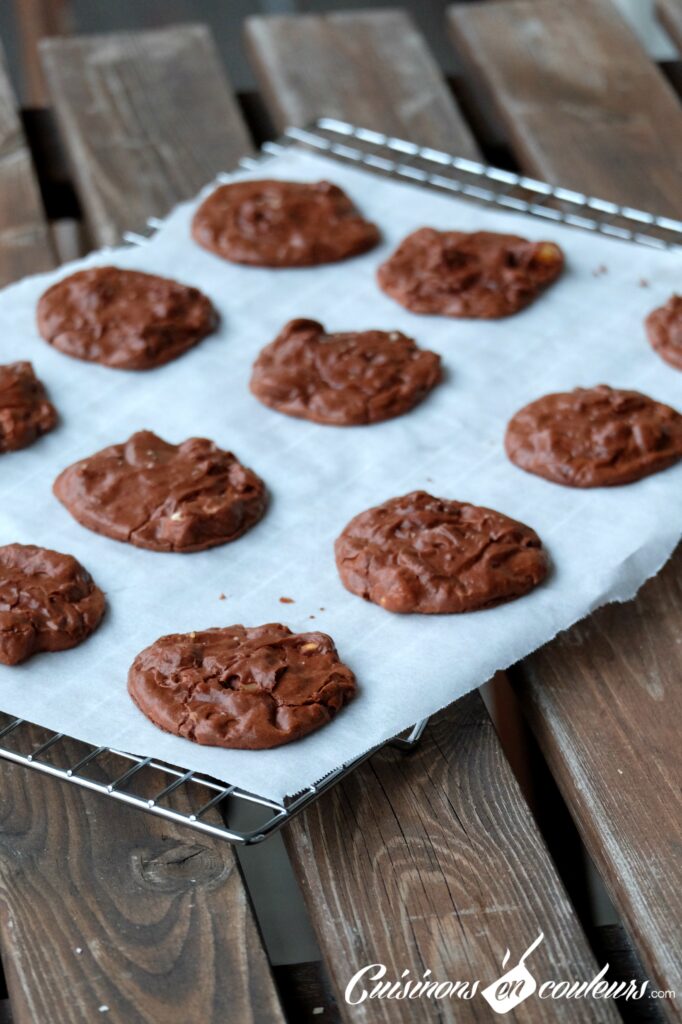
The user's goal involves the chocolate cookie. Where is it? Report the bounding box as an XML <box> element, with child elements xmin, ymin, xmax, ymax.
<box><xmin>128</xmin><ymin>623</ymin><xmax>356</xmax><ymax>749</ymax></box>
<box><xmin>53</xmin><ymin>430</ymin><xmax>267</xmax><ymax>552</ymax></box>
<box><xmin>191</xmin><ymin>179</ymin><xmax>380</xmax><ymax>267</ymax></box>
<box><xmin>0</xmin><ymin>361</ymin><xmax>57</xmax><ymax>453</ymax></box>
<box><xmin>0</xmin><ymin>543</ymin><xmax>105</xmax><ymax>665</ymax></box>
<box><xmin>377</xmin><ymin>228</ymin><xmax>563</xmax><ymax>318</ymax></box>
<box><xmin>335</xmin><ymin>490</ymin><xmax>547</xmax><ymax>614</ymax></box>
<box><xmin>505</xmin><ymin>385</ymin><xmax>682</xmax><ymax>487</ymax></box>
<box><xmin>646</xmin><ymin>295</ymin><xmax>682</xmax><ymax>370</ymax></box>
<box><xmin>37</xmin><ymin>266</ymin><xmax>217</xmax><ymax>370</ymax></box>
<box><xmin>250</xmin><ymin>319</ymin><xmax>442</xmax><ymax>425</ymax></box>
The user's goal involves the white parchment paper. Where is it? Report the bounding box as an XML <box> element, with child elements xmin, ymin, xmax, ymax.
<box><xmin>0</xmin><ymin>148</ymin><xmax>680</xmax><ymax>802</ymax></box>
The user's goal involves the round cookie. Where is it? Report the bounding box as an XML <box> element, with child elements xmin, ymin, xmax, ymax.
<box><xmin>37</xmin><ymin>266</ymin><xmax>217</xmax><ymax>370</ymax></box>
<box><xmin>250</xmin><ymin>318</ymin><xmax>442</xmax><ymax>425</ymax></box>
<box><xmin>127</xmin><ymin>623</ymin><xmax>356</xmax><ymax>749</ymax></box>
<box><xmin>505</xmin><ymin>385</ymin><xmax>682</xmax><ymax>487</ymax></box>
<box><xmin>334</xmin><ymin>490</ymin><xmax>548</xmax><ymax>614</ymax></box>
<box><xmin>191</xmin><ymin>179</ymin><xmax>380</xmax><ymax>267</ymax></box>
<box><xmin>53</xmin><ymin>430</ymin><xmax>267</xmax><ymax>553</ymax></box>
<box><xmin>646</xmin><ymin>294</ymin><xmax>682</xmax><ymax>370</ymax></box>
<box><xmin>377</xmin><ymin>228</ymin><xmax>563</xmax><ymax>318</ymax></box>
<box><xmin>0</xmin><ymin>543</ymin><xmax>105</xmax><ymax>665</ymax></box>
<box><xmin>0</xmin><ymin>361</ymin><xmax>57</xmax><ymax>453</ymax></box>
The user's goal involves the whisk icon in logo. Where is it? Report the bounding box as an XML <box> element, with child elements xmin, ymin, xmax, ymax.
<box><xmin>481</xmin><ymin>932</ymin><xmax>545</xmax><ymax>1014</ymax></box>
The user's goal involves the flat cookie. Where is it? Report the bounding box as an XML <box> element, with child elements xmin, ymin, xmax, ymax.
<box><xmin>250</xmin><ymin>318</ymin><xmax>442</xmax><ymax>425</ymax></box>
<box><xmin>335</xmin><ymin>490</ymin><xmax>547</xmax><ymax>613</ymax></box>
<box><xmin>37</xmin><ymin>266</ymin><xmax>217</xmax><ymax>370</ymax></box>
<box><xmin>53</xmin><ymin>430</ymin><xmax>267</xmax><ymax>552</ymax></box>
<box><xmin>377</xmin><ymin>228</ymin><xmax>563</xmax><ymax>318</ymax></box>
<box><xmin>128</xmin><ymin>623</ymin><xmax>356</xmax><ymax>749</ymax></box>
<box><xmin>191</xmin><ymin>179</ymin><xmax>380</xmax><ymax>267</ymax></box>
<box><xmin>0</xmin><ymin>543</ymin><xmax>105</xmax><ymax>665</ymax></box>
<box><xmin>505</xmin><ymin>385</ymin><xmax>682</xmax><ymax>487</ymax></box>
<box><xmin>0</xmin><ymin>361</ymin><xmax>57</xmax><ymax>453</ymax></box>
<box><xmin>646</xmin><ymin>294</ymin><xmax>682</xmax><ymax>370</ymax></box>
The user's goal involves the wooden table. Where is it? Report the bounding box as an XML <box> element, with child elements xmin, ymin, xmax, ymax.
<box><xmin>0</xmin><ymin>2</ymin><xmax>680</xmax><ymax>1021</ymax></box>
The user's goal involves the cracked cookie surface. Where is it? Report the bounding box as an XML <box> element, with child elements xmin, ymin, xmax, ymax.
<box><xmin>127</xmin><ymin>623</ymin><xmax>357</xmax><ymax>749</ymax></box>
<box><xmin>53</xmin><ymin>430</ymin><xmax>267</xmax><ymax>552</ymax></box>
<box><xmin>646</xmin><ymin>294</ymin><xmax>682</xmax><ymax>371</ymax></box>
<box><xmin>0</xmin><ymin>361</ymin><xmax>57</xmax><ymax>453</ymax></box>
<box><xmin>191</xmin><ymin>179</ymin><xmax>379</xmax><ymax>267</ymax></box>
<box><xmin>0</xmin><ymin>543</ymin><xmax>105</xmax><ymax>665</ymax></box>
<box><xmin>335</xmin><ymin>490</ymin><xmax>548</xmax><ymax>614</ymax></box>
<box><xmin>377</xmin><ymin>228</ymin><xmax>563</xmax><ymax>318</ymax></box>
<box><xmin>37</xmin><ymin>266</ymin><xmax>217</xmax><ymax>370</ymax></box>
<box><xmin>505</xmin><ymin>385</ymin><xmax>682</xmax><ymax>487</ymax></box>
<box><xmin>250</xmin><ymin>318</ymin><xmax>442</xmax><ymax>425</ymax></box>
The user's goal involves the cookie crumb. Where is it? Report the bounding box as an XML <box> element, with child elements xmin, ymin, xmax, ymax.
<box><xmin>319</xmin><ymin>607</ymin><xmax>325</xmax><ymax>612</ymax></box>
<box><xmin>639</xmin><ymin>278</ymin><xmax>649</xmax><ymax>288</ymax></box>
<box><xmin>309</xmin><ymin>614</ymin><xmax>315</xmax><ymax>619</ymax></box>
<box><xmin>279</xmin><ymin>596</ymin><xmax>294</xmax><ymax>604</ymax></box>
<box><xmin>218</xmin><ymin>593</ymin><xmax>226</xmax><ymax>600</ymax></box>
<box><xmin>592</xmin><ymin>264</ymin><xmax>608</xmax><ymax>277</ymax></box>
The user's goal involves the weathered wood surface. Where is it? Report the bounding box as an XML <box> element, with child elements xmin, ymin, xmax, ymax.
<box><xmin>286</xmin><ymin>695</ymin><xmax>620</xmax><ymax>1023</ymax></box>
<box><xmin>657</xmin><ymin>0</ymin><xmax>682</xmax><ymax>49</ymax></box>
<box><xmin>517</xmin><ymin>551</ymin><xmax>682</xmax><ymax>1011</ymax></box>
<box><xmin>0</xmin><ymin>46</ymin><xmax>54</xmax><ymax>284</ymax></box>
<box><xmin>0</xmin><ymin>42</ymin><xmax>284</xmax><ymax>1024</ymax></box>
<box><xmin>448</xmin><ymin>0</ymin><xmax>682</xmax><ymax>1008</ymax></box>
<box><xmin>40</xmin><ymin>24</ymin><xmax>253</xmax><ymax>246</ymax></box>
<box><xmin>245</xmin><ymin>8</ymin><xmax>479</xmax><ymax>157</ymax></box>
<box><xmin>448</xmin><ymin>0</ymin><xmax>682</xmax><ymax>215</ymax></box>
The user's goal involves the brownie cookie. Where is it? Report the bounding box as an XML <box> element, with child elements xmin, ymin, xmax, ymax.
<box><xmin>505</xmin><ymin>385</ymin><xmax>682</xmax><ymax>487</ymax></box>
<box><xmin>128</xmin><ymin>623</ymin><xmax>356</xmax><ymax>749</ymax></box>
<box><xmin>250</xmin><ymin>318</ymin><xmax>442</xmax><ymax>426</ymax></box>
<box><xmin>646</xmin><ymin>294</ymin><xmax>682</xmax><ymax>370</ymax></box>
<box><xmin>37</xmin><ymin>266</ymin><xmax>217</xmax><ymax>370</ymax></box>
<box><xmin>377</xmin><ymin>228</ymin><xmax>563</xmax><ymax>318</ymax></box>
<box><xmin>0</xmin><ymin>543</ymin><xmax>105</xmax><ymax>665</ymax></box>
<box><xmin>0</xmin><ymin>361</ymin><xmax>57</xmax><ymax>453</ymax></box>
<box><xmin>191</xmin><ymin>179</ymin><xmax>380</xmax><ymax>267</ymax></box>
<box><xmin>335</xmin><ymin>490</ymin><xmax>548</xmax><ymax>614</ymax></box>
<box><xmin>53</xmin><ymin>430</ymin><xmax>267</xmax><ymax>552</ymax></box>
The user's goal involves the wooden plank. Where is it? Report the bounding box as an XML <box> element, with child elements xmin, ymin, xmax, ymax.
<box><xmin>286</xmin><ymin>694</ymin><xmax>620</xmax><ymax>1023</ymax></box>
<box><xmin>11</xmin><ymin>0</ymin><xmax>70</xmax><ymax>105</ymax></box>
<box><xmin>0</xmin><ymin>47</ymin><xmax>54</xmax><ymax>284</ymax></box>
<box><xmin>657</xmin><ymin>0</ymin><xmax>682</xmax><ymax>51</ymax></box>
<box><xmin>0</xmin><ymin>49</ymin><xmax>283</xmax><ymax>1024</ymax></box>
<box><xmin>40</xmin><ymin>24</ymin><xmax>253</xmax><ymax>246</ymax></box>
<box><xmin>245</xmin><ymin>9</ymin><xmax>479</xmax><ymax>157</ymax></box>
<box><xmin>517</xmin><ymin>550</ymin><xmax>682</xmax><ymax>1006</ymax></box>
<box><xmin>448</xmin><ymin>0</ymin><xmax>682</xmax><ymax>216</ymax></box>
<box><xmin>448</xmin><ymin>0</ymin><xmax>682</xmax><ymax>1003</ymax></box>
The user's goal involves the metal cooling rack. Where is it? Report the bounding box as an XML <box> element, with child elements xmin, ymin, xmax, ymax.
<box><xmin>3</xmin><ymin>120</ymin><xmax>681</xmax><ymax>847</ymax></box>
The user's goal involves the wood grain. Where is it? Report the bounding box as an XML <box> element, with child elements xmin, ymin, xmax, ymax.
<box><xmin>448</xmin><ymin>0</ymin><xmax>682</xmax><ymax>216</ymax></box>
<box><xmin>0</xmin><ymin>50</ymin><xmax>283</xmax><ymax>1024</ymax></box>
<box><xmin>286</xmin><ymin>695</ymin><xmax>620</xmax><ymax>1023</ymax></box>
<box><xmin>0</xmin><ymin>46</ymin><xmax>54</xmax><ymax>284</ymax></box>
<box><xmin>448</xmin><ymin>0</ymin><xmax>682</xmax><ymax>1006</ymax></box>
<box><xmin>657</xmin><ymin>0</ymin><xmax>682</xmax><ymax>50</ymax></box>
<box><xmin>40</xmin><ymin>24</ymin><xmax>253</xmax><ymax>246</ymax></box>
<box><xmin>245</xmin><ymin>9</ymin><xmax>479</xmax><ymax>157</ymax></box>
<box><xmin>516</xmin><ymin>551</ymin><xmax>682</xmax><ymax>1009</ymax></box>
